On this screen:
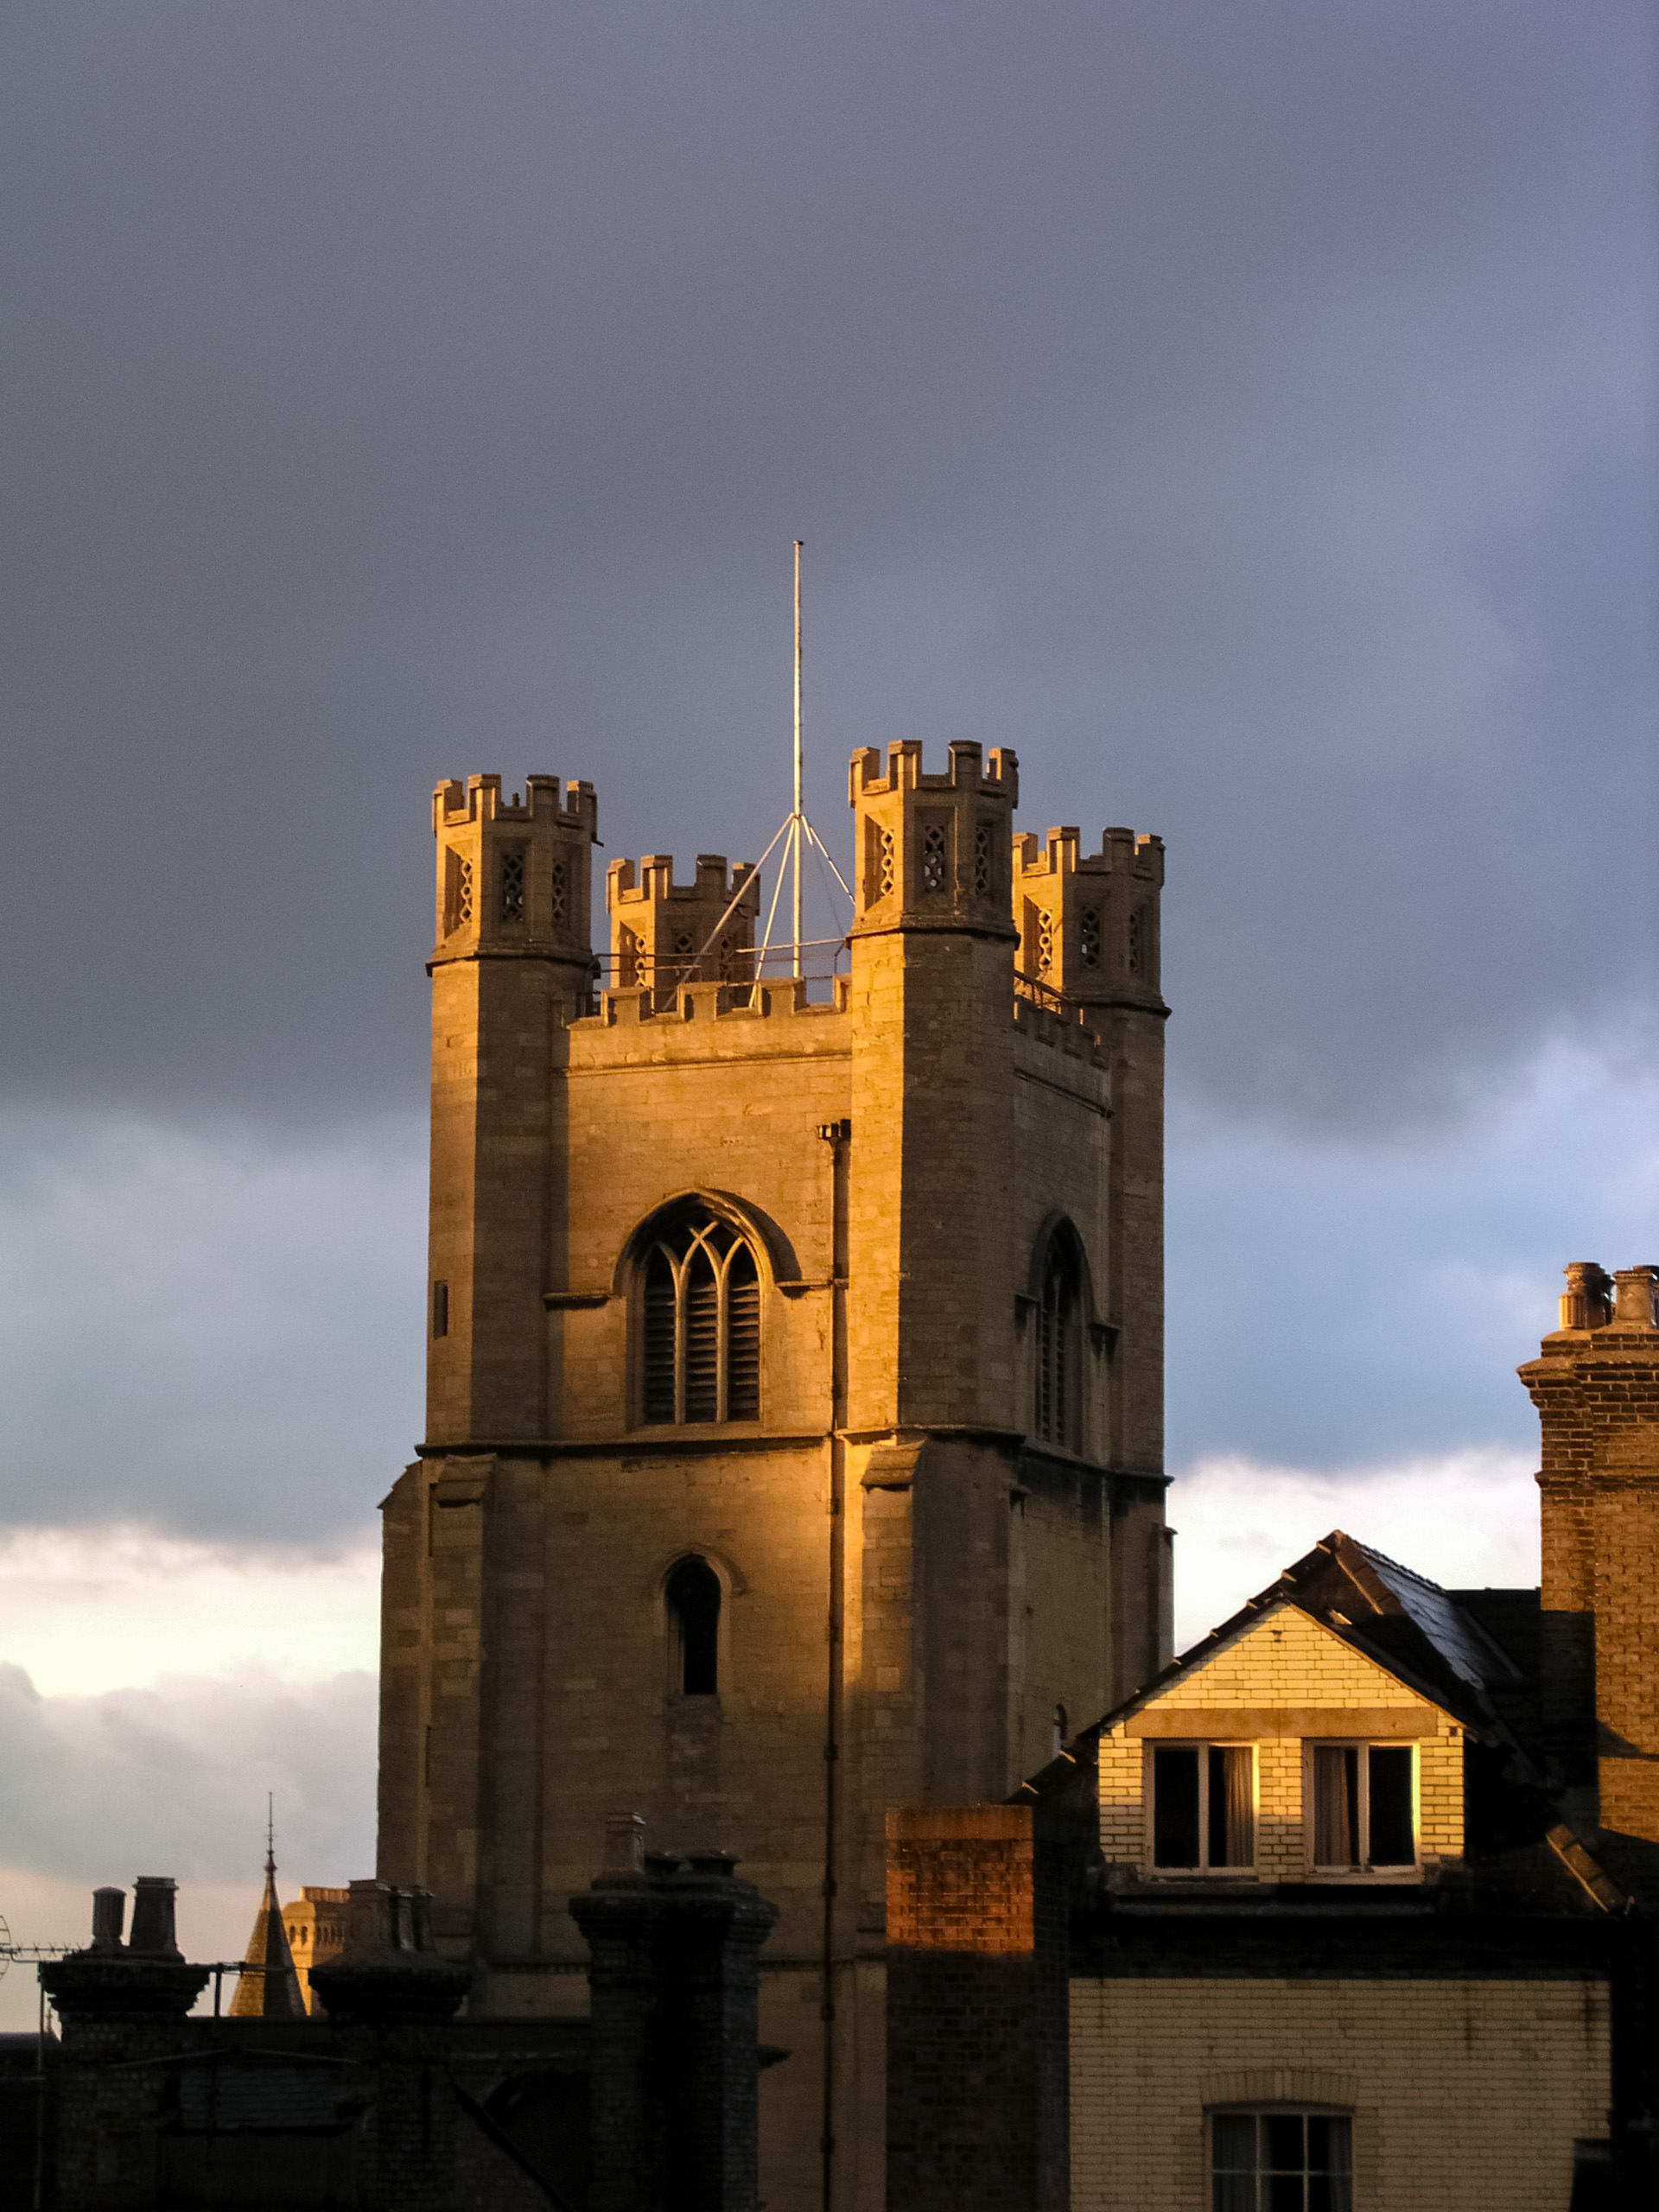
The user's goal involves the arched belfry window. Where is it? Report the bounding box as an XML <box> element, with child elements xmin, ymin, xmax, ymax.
<box><xmin>666</xmin><ymin>1555</ymin><xmax>721</xmax><ymax>1695</ymax></box>
<box><xmin>1035</xmin><ymin>1234</ymin><xmax>1083</xmax><ymax>1450</ymax></box>
<box><xmin>639</xmin><ymin>1208</ymin><xmax>761</xmax><ymax>1424</ymax></box>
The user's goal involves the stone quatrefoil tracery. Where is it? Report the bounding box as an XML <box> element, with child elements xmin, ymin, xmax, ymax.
<box><xmin>499</xmin><ymin>849</ymin><xmax>526</xmax><ymax>923</ymax></box>
<box><xmin>878</xmin><ymin>827</ymin><xmax>896</xmax><ymax>899</ymax></box>
<box><xmin>1037</xmin><ymin>907</ymin><xmax>1056</xmax><ymax>975</ymax></box>
<box><xmin>1080</xmin><ymin>906</ymin><xmax>1101</xmax><ymax>969</ymax></box>
<box><xmin>641</xmin><ymin>1211</ymin><xmax>760</xmax><ymax>1425</ymax></box>
<box><xmin>974</xmin><ymin>820</ymin><xmax>993</xmax><ymax>898</ymax></box>
<box><xmin>920</xmin><ymin>823</ymin><xmax>948</xmax><ymax>895</ymax></box>
<box><xmin>550</xmin><ymin>860</ymin><xmax>569</xmax><ymax>926</ymax></box>
<box><xmin>456</xmin><ymin>857</ymin><xmax>474</xmax><ymax>927</ymax></box>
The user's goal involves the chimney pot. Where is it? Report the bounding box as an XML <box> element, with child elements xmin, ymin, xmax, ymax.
<box><xmin>129</xmin><ymin>1877</ymin><xmax>181</xmax><ymax>1957</ymax></box>
<box><xmin>90</xmin><ymin>1887</ymin><xmax>126</xmax><ymax>1952</ymax></box>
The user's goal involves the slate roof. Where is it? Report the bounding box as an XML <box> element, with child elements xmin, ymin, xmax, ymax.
<box><xmin>1085</xmin><ymin>1528</ymin><xmax>1530</xmax><ymax>1746</ymax></box>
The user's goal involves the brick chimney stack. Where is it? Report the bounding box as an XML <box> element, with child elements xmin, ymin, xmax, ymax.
<box><xmin>1520</xmin><ymin>1262</ymin><xmax>1659</xmax><ymax>1867</ymax></box>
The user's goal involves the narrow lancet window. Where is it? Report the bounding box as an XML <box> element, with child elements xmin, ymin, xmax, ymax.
<box><xmin>1035</xmin><ymin>1237</ymin><xmax>1082</xmax><ymax>1449</ymax></box>
<box><xmin>667</xmin><ymin>1555</ymin><xmax>721</xmax><ymax>1695</ymax></box>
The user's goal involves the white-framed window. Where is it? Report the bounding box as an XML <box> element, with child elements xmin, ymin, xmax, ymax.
<box><xmin>1149</xmin><ymin>1742</ymin><xmax>1255</xmax><ymax>1871</ymax></box>
<box><xmin>638</xmin><ymin>1208</ymin><xmax>761</xmax><ymax>1425</ymax></box>
<box><xmin>1210</xmin><ymin>2108</ymin><xmax>1352</xmax><ymax>2211</ymax></box>
<box><xmin>1307</xmin><ymin>1741</ymin><xmax>1415</xmax><ymax>1870</ymax></box>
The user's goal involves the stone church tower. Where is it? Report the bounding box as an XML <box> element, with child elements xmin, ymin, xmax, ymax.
<box><xmin>377</xmin><ymin>741</ymin><xmax>1172</xmax><ymax>2209</ymax></box>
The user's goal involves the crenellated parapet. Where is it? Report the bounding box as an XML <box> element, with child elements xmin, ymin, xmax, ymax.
<box><xmin>1013</xmin><ymin>824</ymin><xmax>1166</xmax><ymax>1008</ymax></box>
<box><xmin>607</xmin><ymin>851</ymin><xmax>760</xmax><ymax>1007</ymax></box>
<box><xmin>431</xmin><ymin>772</ymin><xmax>598</xmax><ymax>972</ymax></box>
<box><xmin>849</xmin><ymin>740</ymin><xmax>1020</xmax><ymax>936</ymax></box>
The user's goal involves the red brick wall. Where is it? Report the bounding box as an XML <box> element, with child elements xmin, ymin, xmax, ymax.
<box><xmin>885</xmin><ymin>1806</ymin><xmax>1068</xmax><ymax>2212</ymax></box>
<box><xmin>1520</xmin><ymin>1274</ymin><xmax>1659</xmax><ymax>1863</ymax></box>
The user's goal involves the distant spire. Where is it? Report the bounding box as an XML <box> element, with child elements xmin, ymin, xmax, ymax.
<box><xmin>229</xmin><ymin>1802</ymin><xmax>307</xmax><ymax>2019</ymax></box>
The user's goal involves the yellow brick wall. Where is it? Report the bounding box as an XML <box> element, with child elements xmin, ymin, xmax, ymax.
<box><xmin>1096</xmin><ymin>1602</ymin><xmax>1465</xmax><ymax>1878</ymax></box>
<box><xmin>1070</xmin><ymin>1974</ymin><xmax>1610</xmax><ymax>2212</ymax></box>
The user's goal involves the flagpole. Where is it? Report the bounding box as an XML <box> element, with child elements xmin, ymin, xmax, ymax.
<box><xmin>792</xmin><ymin>540</ymin><xmax>804</xmax><ymax>979</ymax></box>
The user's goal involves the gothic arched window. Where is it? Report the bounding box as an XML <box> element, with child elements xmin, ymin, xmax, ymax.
<box><xmin>1034</xmin><ymin>1235</ymin><xmax>1083</xmax><ymax>1450</ymax></box>
<box><xmin>639</xmin><ymin>1209</ymin><xmax>761</xmax><ymax>1425</ymax></box>
<box><xmin>666</xmin><ymin>1554</ymin><xmax>721</xmax><ymax>1695</ymax></box>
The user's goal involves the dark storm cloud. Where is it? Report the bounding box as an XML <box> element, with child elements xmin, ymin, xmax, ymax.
<box><xmin>2</xmin><ymin>0</ymin><xmax>1653</xmax><ymax>1128</ymax></box>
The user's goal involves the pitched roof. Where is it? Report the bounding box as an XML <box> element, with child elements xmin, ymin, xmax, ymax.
<box><xmin>228</xmin><ymin>1845</ymin><xmax>308</xmax><ymax>2020</ymax></box>
<box><xmin>1088</xmin><ymin>1529</ymin><xmax>1529</xmax><ymax>1745</ymax></box>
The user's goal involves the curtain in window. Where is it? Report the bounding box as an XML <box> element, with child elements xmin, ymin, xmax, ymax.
<box><xmin>1313</xmin><ymin>1745</ymin><xmax>1360</xmax><ymax>1866</ymax></box>
<box><xmin>1224</xmin><ymin>1745</ymin><xmax>1254</xmax><ymax>1866</ymax></box>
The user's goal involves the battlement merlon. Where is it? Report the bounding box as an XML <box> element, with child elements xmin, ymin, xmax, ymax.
<box><xmin>849</xmin><ymin>741</ymin><xmax>1021</xmax><ymax>934</ymax></box>
<box><xmin>1014</xmin><ymin>826</ymin><xmax>1166</xmax><ymax>887</ymax></box>
<box><xmin>848</xmin><ymin>739</ymin><xmax>1019</xmax><ymax>808</ymax></box>
<box><xmin>607</xmin><ymin>855</ymin><xmax>760</xmax><ymax>912</ymax></box>
<box><xmin>429</xmin><ymin>771</ymin><xmax>599</xmax><ymax>967</ymax></box>
<box><xmin>432</xmin><ymin>772</ymin><xmax>600</xmax><ymax>840</ymax></box>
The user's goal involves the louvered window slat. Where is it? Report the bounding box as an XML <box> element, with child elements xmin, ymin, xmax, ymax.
<box><xmin>638</xmin><ymin>1209</ymin><xmax>762</xmax><ymax>1427</ymax></box>
<box><xmin>726</xmin><ymin>1249</ymin><xmax>760</xmax><ymax>1420</ymax></box>
<box><xmin>642</xmin><ymin>1249</ymin><xmax>678</xmax><ymax>1424</ymax></box>
<box><xmin>683</xmin><ymin>1252</ymin><xmax>721</xmax><ymax>1422</ymax></box>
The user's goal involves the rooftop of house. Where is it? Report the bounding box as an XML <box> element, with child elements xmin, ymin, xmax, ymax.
<box><xmin>1013</xmin><ymin>1530</ymin><xmax>1626</xmax><ymax>1928</ymax></box>
<box><xmin>1100</xmin><ymin>1529</ymin><xmax>1535</xmax><ymax>1746</ymax></box>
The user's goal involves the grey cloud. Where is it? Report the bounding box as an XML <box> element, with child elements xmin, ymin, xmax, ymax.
<box><xmin>0</xmin><ymin>1662</ymin><xmax>376</xmax><ymax>1887</ymax></box>
<box><xmin>1</xmin><ymin>0</ymin><xmax>1652</xmax><ymax>1132</ymax></box>
<box><xmin>0</xmin><ymin>1109</ymin><xmax>423</xmax><ymax>1543</ymax></box>
<box><xmin>1164</xmin><ymin>1036</ymin><xmax>1659</xmax><ymax>1470</ymax></box>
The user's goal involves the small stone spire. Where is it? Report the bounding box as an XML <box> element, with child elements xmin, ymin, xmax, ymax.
<box><xmin>229</xmin><ymin>1800</ymin><xmax>307</xmax><ymax>2019</ymax></box>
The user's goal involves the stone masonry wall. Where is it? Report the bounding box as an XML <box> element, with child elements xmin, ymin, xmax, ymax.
<box><xmin>1071</xmin><ymin>1974</ymin><xmax>1610</xmax><ymax>2212</ymax></box>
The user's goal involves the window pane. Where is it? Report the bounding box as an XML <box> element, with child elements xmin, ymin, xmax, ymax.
<box><xmin>1266</xmin><ymin>2181</ymin><xmax>1302</xmax><ymax>2212</ymax></box>
<box><xmin>1217</xmin><ymin>1745</ymin><xmax>1255</xmax><ymax>1867</ymax></box>
<box><xmin>1153</xmin><ymin>1746</ymin><xmax>1201</xmax><ymax>1866</ymax></box>
<box><xmin>725</xmin><ymin>1245</ymin><xmax>760</xmax><ymax>1419</ymax></box>
<box><xmin>1212</xmin><ymin>2180</ymin><xmax>1255</xmax><ymax>2212</ymax></box>
<box><xmin>1207</xmin><ymin>1747</ymin><xmax>1230</xmax><ymax>1868</ymax></box>
<box><xmin>683</xmin><ymin>1250</ymin><xmax>720</xmax><ymax>1421</ymax></box>
<box><xmin>642</xmin><ymin>1249</ymin><xmax>677</xmax><ymax>1422</ymax></box>
<box><xmin>1313</xmin><ymin>1745</ymin><xmax>1359</xmax><ymax>1866</ymax></box>
<box><xmin>1306</xmin><ymin>2116</ymin><xmax>1350</xmax><ymax>2172</ymax></box>
<box><xmin>1211</xmin><ymin>2115</ymin><xmax>1255</xmax><ymax>2172</ymax></box>
<box><xmin>1263</xmin><ymin>2114</ymin><xmax>1304</xmax><ymax>2172</ymax></box>
<box><xmin>1368</xmin><ymin>1745</ymin><xmax>1414</xmax><ymax>1865</ymax></box>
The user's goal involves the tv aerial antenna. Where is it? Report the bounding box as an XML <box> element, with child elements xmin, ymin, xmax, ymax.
<box><xmin>692</xmin><ymin>542</ymin><xmax>852</xmax><ymax>985</ymax></box>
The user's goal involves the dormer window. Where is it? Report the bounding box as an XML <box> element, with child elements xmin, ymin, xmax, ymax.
<box><xmin>1310</xmin><ymin>1742</ymin><xmax>1415</xmax><ymax>1870</ymax></box>
<box><xmin>1151</xmin><ymin>1743</ymin><xmax>1255</xmax><ymax>1871</ymax></box>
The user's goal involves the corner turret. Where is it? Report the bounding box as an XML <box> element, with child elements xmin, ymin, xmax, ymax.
<box><xmin>431</xmin><ymin>772</ymin><xmax>597</xmax><ymax>985</ymax></box>
<box><xmin>1012</xmin><ymin>824</ymin><xmax>1166</xmax><ymax>1010</ymax></box>
<box><xmin>607</xmin><ymin>852</ymin><xmax>760</xmax><ymax>1009</ymax></box>
<box><xmin>849</xmin><ymin>741</ymin><xmax>1019</xmax><ymax>936</ymax></box>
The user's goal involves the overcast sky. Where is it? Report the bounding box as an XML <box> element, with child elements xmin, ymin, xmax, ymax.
<box><xmin>1</xmin><ymin>0</ymin><xmax>1654</xmax><ymax>1994</ymax></box>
